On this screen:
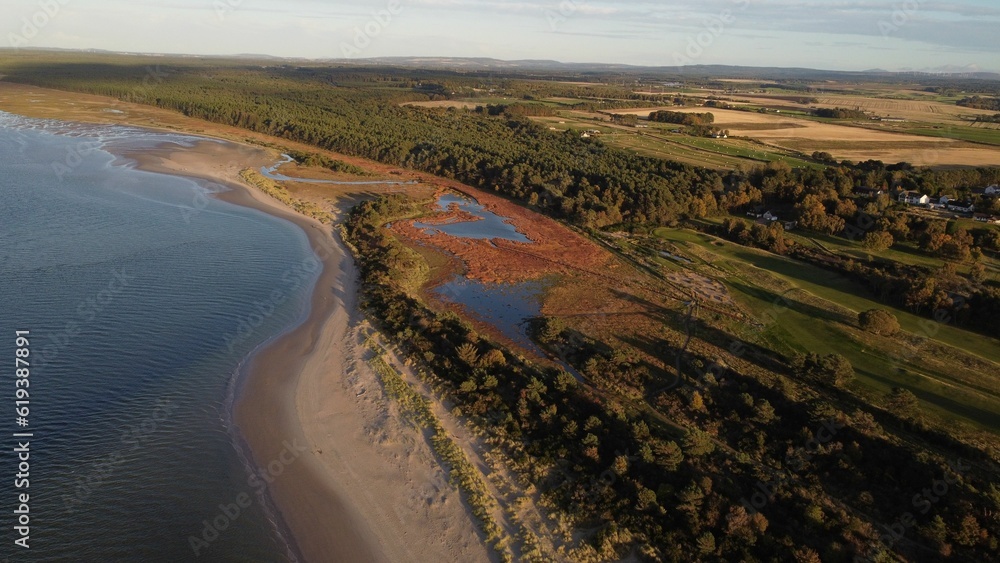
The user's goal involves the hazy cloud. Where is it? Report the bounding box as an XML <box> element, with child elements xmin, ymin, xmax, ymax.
<box><xmin>2</xmin><ymin>0</ymin><xmax>997</xmax><ymax>71</ymax></box>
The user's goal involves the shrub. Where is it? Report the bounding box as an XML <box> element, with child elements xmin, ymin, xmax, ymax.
<box><xmin>859</xmin><ymin>309</ymin><xmax>900</xmax><ymax>336</ymax></box>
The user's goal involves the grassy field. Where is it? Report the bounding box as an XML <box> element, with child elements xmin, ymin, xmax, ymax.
<box><xmin>903</xmin><ymin>124</ymin><xmax>1000</xmax><ymax>146</ymax></box>
<box><xmin>667</xmin><ymin>136</ymin><xmax>820</xmax><ymax>168</ymax></box>
<box><xmin>530</xmin><ymin>112</ymin><xmax>821</xmax><ymax>170</ymax></box>
<box><xmin>653</xmin><ymin>227</ymin><xmax>1000</xmax><ymax>431</ymax></box>
<box><xmin>606</xmin><ymin>134</ymin><xmax>753</xmax><ymax>169</ymax></box>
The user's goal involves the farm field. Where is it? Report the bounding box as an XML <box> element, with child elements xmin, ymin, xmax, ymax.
<box><xmin>530</xmin><ymin>112</ymin><xmax>820</xmax><ymax>169</ymax></box>
<box><xmin>400</xmin><ymin>86</ymin><xmax>1000</xmax><ymax>168</ymax></box>
<box><xmin>608</xmin><ymin>105</ymin><xmax>1000</xmax><ymax>166</ymax></box>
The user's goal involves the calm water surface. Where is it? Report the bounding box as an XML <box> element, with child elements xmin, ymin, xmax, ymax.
<box><xmin>0</xmin><ymin>112</ymin><xmax>316</xmax><ymax>562</ymax></box>
<box><xmin>414</xmin><ymin>193</ymin><xmax>531</xmax><ymax>243</ymax></box>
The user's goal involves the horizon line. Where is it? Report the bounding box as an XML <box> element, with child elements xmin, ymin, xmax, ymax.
<box><xmin>3</xmin><ymin>47</ymin><xmax>998</xmax><ymax>79</ymax></box>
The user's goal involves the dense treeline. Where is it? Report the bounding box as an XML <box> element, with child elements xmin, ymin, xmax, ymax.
<box><xmin>346</xmin><ymin>195</ymin><xmax>1000</xmax><ymax>562</ymax></box>
<box><xmin>478</xmin><ymin>103</ymin><xmax>558</xmax><ymax>117</ymax></box>
<box><xmin>813</xmin><ymin>107</ymin><xmax>869</xmax><ymax>119</ymax></box>
<box><xmin>649</xmin><ymin>110</ymin><xmax>715</xmax><ymax>126</ymax></box>
<box><xmin>287</xmin><ymin>150</ymin><xmax>372</xmax><ymax>176</ymax></box>
<box><xmin>957</xmin><ymin>96</ymin><xmax>1000</xmax><ymax>111</ymax></box>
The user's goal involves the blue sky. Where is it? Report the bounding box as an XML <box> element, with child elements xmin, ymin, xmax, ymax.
<box><xmin>5</xmin><ymin>0</ymin><xmax>999</xmax><ymax>72</ymax></box>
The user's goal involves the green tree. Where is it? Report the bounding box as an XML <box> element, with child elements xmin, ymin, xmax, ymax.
<box><xmin>696</xmin><ymin>532</ymin><xmax>716</xmax><ymax>555</ymax></box>
<box><xmin>683</xmin><ymin>429</ymin><xmax>715</xmax><ymax>456</ymax></box>
<box><xmin>478</xmin><ymin>348</ymin><xmax>506</xmax><ymax>367</ymax></box>
<box><xmin>537</xmin><ymin>317</ymin><xmax>565</xmax><ymax>343</ymax></box>
<box><xmin>636</xmin><ymin>485</ymin><xmax>658</xmax><ymax>510</ymax></box>
<box><xmin>456</xmin><ymin>342</ymin><xmax>480</xmax><ymax>366</ymax></box>
<box><xmin>886</xmin><ymin>387</ymin><xmax>920</xmax><ymax>417</ymax></box>
<box><xmin>859</xmin><ymin>309</ymin><xmax>900</xmax><ymax>336</ymax></box>
<box><xmin>862</xmin><ymin>230</ymin><xmax>894</xmax><ymax>252</ymax></box>
<box><xmin>654</xmin><ymin>440</ymin><xmax>684</xmax><ymax>470</ymax></box>
<box><xmin>955</xmin><ymin>515</ymin><xmax>982</xmax><ymax>546</ymax></box>
<box><xmin>690</xmin><ymin>390</ymin><xmax>705</xmax><ymax>411</ymax></box>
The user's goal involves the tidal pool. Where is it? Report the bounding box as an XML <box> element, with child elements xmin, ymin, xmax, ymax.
<box><xmin>414</xmin><ymin>193</ymin><xmax>531</xmax><ymax>243</ymax></box>
<box><xmin>433</xmin><ymin>275</ymin><xmax>549</xmax><ymax>353</ymax></box>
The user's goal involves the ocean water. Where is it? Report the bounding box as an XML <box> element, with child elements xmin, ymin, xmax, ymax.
<box><xmin>0</xmin><ymin>113</ymin><xmax>316</xmax><ymax>562</ymax></box>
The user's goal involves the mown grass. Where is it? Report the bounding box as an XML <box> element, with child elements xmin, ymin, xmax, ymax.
<box><xmin>654</xmin><ymin>227</ymin><xmax>1000</xmax><ymax>432</ymax></box>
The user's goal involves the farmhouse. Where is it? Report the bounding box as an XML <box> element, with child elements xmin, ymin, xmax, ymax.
<box><xmin>898</xmin><ymin>191</ymin><xmax>929</xmax><ymax>206</ymax></box>
<box><xmin>927</xmin><ymin>198</ymin><xmax>946</xmax><ymax>210</ymax></box>
<box><xmin>946</xmin><ymin>200</ymin><xmax>975</xmax><ymax>213</ymax></box>
<box><xmin>754</xmin><ymin>213</ymin><xmax>786</xmax><ymax>226</ymax></box>
<box><xmin>747</xmin><ymin>208</ymin><xmax>779</xmax><ymax>221</ymax></box>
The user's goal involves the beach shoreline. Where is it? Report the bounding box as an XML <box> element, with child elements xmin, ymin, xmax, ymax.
<box><xmin>111</xmin><ymin>138</ymin><xmax>492</xmax><ymax>563</ymax></box>
<box><xmin>119</xmin><ymin>140</ymin><xmax>389</xmax><ymax>562</ymax></box>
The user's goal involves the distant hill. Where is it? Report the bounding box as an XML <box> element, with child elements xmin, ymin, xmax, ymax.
<box><xmin>321</xmin><ymin>56</ymin><xmax>1000</xmax><ymax>82</ymax></box>
<box><xmin>4</xmin><ymin>49</ymin><xmax>999</xmax><ymax>83</ymax></box>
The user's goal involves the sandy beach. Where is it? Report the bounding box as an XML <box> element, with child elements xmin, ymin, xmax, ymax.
<box><xmin>115</xmin><ymin>141</ymin><xmax>493</xmax><ymax>562</ymax></box>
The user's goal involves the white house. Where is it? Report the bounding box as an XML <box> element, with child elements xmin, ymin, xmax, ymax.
<box><xmin>985</xmin><ymin>185</ymin><xmax>1000</xmax><ymax>196</ymax></box>
<box><xmin>898</xmin><ymin>191</ymin><xmax>929</xmax><ymax>205</ymax></box>
<box><xmin>747</xmin><ymin>208</ymin><xmax>778</xmax><ymax>221</ymax></box>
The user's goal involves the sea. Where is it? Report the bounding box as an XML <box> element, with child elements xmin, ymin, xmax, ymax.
<box><xmin>0</xmin><ymin>112</ymin><xmax>315</xmax><ymax>562</ymax></box>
